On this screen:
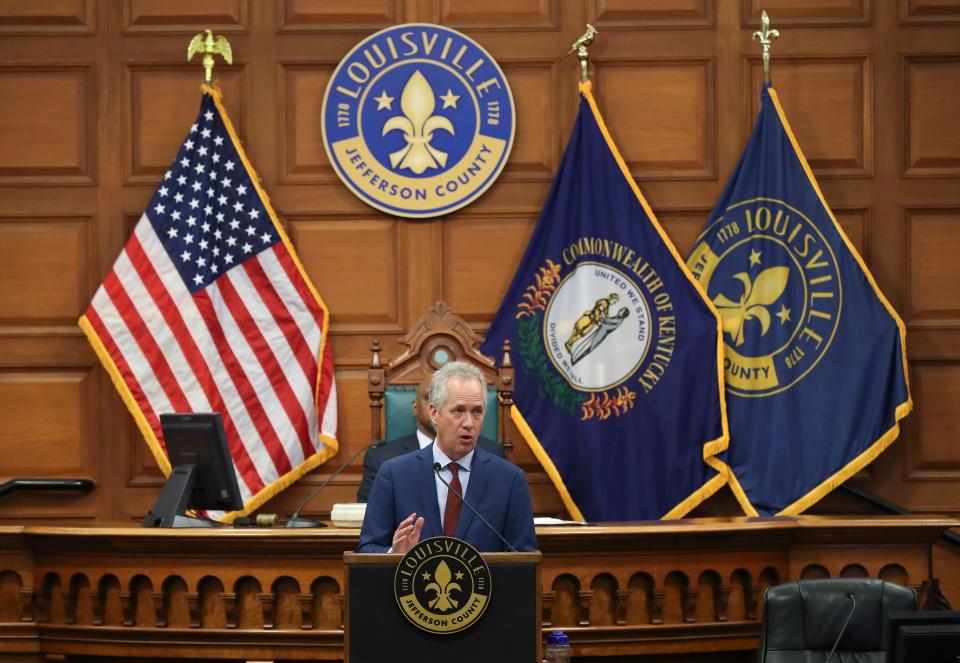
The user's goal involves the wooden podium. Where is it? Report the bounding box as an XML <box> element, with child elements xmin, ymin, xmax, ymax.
<box><xmin>343</xmin><ymin>551</ymin><xmax>542</xmax><ymax>663</ymax></box>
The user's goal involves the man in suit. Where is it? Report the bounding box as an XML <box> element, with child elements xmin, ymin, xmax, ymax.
<box><xmin>355</xmin><ymin>372</ymin><xmax>502</xmax><ymax>502</ymax></box>
<box><xmin>357</xmin><ymin>361</ymin><xmax>536</xmax><ymax>553</ymax></box>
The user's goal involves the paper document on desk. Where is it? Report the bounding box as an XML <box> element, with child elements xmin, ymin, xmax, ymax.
<box><xmin>534</xmin><ymin>517</ymin><xmax>589</xmax><ymax>526</ymax></box>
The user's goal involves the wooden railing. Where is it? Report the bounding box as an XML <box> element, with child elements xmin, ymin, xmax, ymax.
<box><xmin>0</xmin><ymin>515</ymin><xmax>955</xmax><ymax>661</ymax></box>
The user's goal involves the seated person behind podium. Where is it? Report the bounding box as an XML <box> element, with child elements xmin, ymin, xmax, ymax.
<box><xmin>356</xmin><ymin>371</ymin><xmax>503</xmax><ymax>503</ymax></box>
<box><xmin>357</xmin><ymin>361</ymin><xmax>537</xmax><ymax>553</ymax></box>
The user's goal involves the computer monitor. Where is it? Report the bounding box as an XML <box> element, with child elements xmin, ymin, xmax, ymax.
<box><xmin>885</xmin><ymin>610</ymin><xmax>960</xmax><ymax>663</ymax></box>
<box><xmin>142</xmin><ymin>413</ymin><xmax>244</xmax><ymax>528</ymax></box>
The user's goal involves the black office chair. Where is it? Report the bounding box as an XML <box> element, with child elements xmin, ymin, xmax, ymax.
<box><xmin>758</xmin><ymin>578</ymin><xmax>917</xmax><ymax>662</ymax></box>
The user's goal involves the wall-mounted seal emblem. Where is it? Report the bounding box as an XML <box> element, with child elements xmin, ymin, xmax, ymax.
<box><xmin>322</xmin><ymin>24</ymin><xmax>515</xmax><ymax>218</ymax></box>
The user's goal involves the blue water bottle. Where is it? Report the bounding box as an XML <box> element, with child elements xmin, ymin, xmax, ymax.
<box><xmin>545</xmin><ymin>629</ymin><xmax>571</xmax><ymax>663</ymax></box>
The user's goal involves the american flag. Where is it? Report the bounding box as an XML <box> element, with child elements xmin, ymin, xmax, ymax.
<box><xmin>80</xmin><ymin>87</ymin><xmax>338</xmax><ymax>515</ymax></box>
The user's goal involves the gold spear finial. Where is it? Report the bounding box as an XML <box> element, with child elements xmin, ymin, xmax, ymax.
<box><xmin>569</xmin><ymin>24</ymin><xmax>598</xmax><ymax>84</ymax></box>
<box><xmin>187</xmin><ymin>29</ymin><xmax>233</xmax><ymax>84</ymax></box>
<box><xmin>752</xmin><ymin>11</ymin><xmax>780</xmax><ymax>85</ymax></box>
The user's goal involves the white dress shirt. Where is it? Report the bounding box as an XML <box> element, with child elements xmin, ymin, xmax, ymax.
<box><xmin>416</xmin><ymin>428</ymin><xmax>433</xmax><ymax>449</ymax></box>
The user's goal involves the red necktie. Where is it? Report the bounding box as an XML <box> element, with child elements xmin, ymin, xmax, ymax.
<box><xmin>443</xmin><ymin>462</ymin><xmax>462</xmax><ymax>538</ymax></box>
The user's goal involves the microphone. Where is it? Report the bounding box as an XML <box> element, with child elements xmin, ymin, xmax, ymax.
<box><xmin>286</xmin><ymin>440</ymin><xmax>385</xmax><ymax>528</ymax></box>
<box><xmin>433</xmin><ymin>462</ymin><xmax>515</xmax><ymax>552</ymax></box>
<box><xmin>825</xmin><ymin>593</ymin><xmax>857</xmax><ymax>663</ymax></box>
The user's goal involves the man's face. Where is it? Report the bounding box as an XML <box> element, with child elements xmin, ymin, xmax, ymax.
<box><xmin>430</xmin><ymin>375</ymin><xmax>485</xmax><ymax>461</ymax></box>
<box><xmin>412</xmin><ymin>375</ymin><xmax>435</xmax><ymax>436</ymax></box>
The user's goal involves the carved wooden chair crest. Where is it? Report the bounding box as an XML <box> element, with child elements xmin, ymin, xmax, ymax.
<box><xmin>367</xmin><ymin>301</ymin><xmax>515</xmax><ymax>457</ymax></box>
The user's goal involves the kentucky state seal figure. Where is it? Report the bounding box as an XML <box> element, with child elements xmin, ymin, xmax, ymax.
<box><xmin>322</xmin><ymin>24</ymin><xmax>515</xmax><ymax>218</ymax></box>
<box><xmin>521</xmin><ymin>244</ymin><xmax>676</xmax><ymax>421</ymax></box>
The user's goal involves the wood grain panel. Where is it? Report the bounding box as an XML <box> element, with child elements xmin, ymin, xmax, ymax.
<box><xmin>0</xmin><ymin>67</ymin><xmax>93</xmax><ymax>184</ymax></box>
<box><xmin>123</xmin><ymin>377</ymin><xmax>160</xmax><ymax>488</ymax></box>
<box><xmin>129</xmin><ymin>420</ymin><xmax>162</xmax><ymax>487</ymax></box>
<box><xmin>589</xmin><ymin>0</ymin><xmax>714</xmax><ymax>28</ymax></box>
<box><xmin>123</xmin><ymin>0</ymin><xmax>248</xmax><ymax>33</ymax></box>
<box><xmin>441</xmin><ymin>215</ymin><xmax>536</xmax><ymax>322</ymax></box>
<box><xmin>903</xmin><ymin>362</ymin><xmax>960</xmax><ymax>480</ymax></box>
<box><xmin>126</xmin><ymin>65</ymin><xmax>244</xmax><ymax>184</ymax></box>
<box><xmin>900</xmin><ymin>0</ymin><xmax>960</xmax><ymax>24</ymax></box>
<box><xmin>595</xmin><ymin>59</ymin><xmax>715</xmax><ymax>180</ymax></box>
<box><xmin>657</xmin><ymin>209</ymin><xmax>711</xmax><ymax>257</ymax></box>
<box><xmin>286</xmin><ymin>217</ymin><xmax>401</xmax><ymax>328</ymax></box>
<box><xmin>903</xmin><ymin>57</ymin><xmax>960</xmax><ymax>177</ymax></box>
<box><xmin>743</xmin><ymin>0</ymin><xmax>871</xmax><ymax>26</ymax></box>
<box><xmin>0</xmin><ymin>0</ymin><xmax>93</xmax><ymax>33</ymax></box>
<box><xmin>905</xmin><ymin>208</ymin><xmax>960</xmax><ymax>325</ymax></box>
<box><xmin>749</xmin><ymin>57</ymin><xmax>872</xmax><ymax>177</ymax></box>
<box><xmin>834</xmin><ymin>208</ymin><xmax>868</xmax><ymax>264</ymax></box>
<box><xmin>278</xmin><ymin>0</ymin><xmax>401</xmax><ymax>31</ymax></box>
<box><xmin>502</xmin><ymin>63</ymin><xmax>557</xmax><ymax>178</ymax></box>
<box><xmin>0</xmin><ymin>370</ymin><xmax>92</xmax><ymax>477</ymax></box>
<box><xmin>437</xmin><ymin>0</ymin><xmax>557</xmax><ymax>28</ymax></box>
<box><xmin>326</xmin><ymin>333</ymin><xmax>404</xmax><ymax>371</ymax></box>
<box><xmin>279</xmin><ymin>64</ymin><xmax>335</xmax><ymax>183</ymax></box>
<box><xmin>0</xmin><ymin>218</ymin><xmax>90</xmax><ymax>327</ymax></box>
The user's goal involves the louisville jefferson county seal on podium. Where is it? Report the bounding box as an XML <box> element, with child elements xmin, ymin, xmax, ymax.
<box><xmin>394</xmin><ymin>536</ymin><xmax>491</xmax><ymax>634</ymax></box>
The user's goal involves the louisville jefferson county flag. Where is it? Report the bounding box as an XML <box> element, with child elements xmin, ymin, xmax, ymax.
<box><xmin>80</xmin><ymin>86</ymin><xmax>338</xmax><ymax>518</ymax></box>
<box><xmin>687</xmin><ymin>84</ymin><xmax>911</xmax><ymax>515</ymax></box>
<box><xmin>482</xmin><ymin>81</ymin><xmax>729</xmax><ymax>522</ymax></box>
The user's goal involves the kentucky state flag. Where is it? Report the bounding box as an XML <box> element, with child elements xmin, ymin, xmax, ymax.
<box><xmin>687</xmin><ymin>85</ymin><xmax>911</xmax><ymax>515</ymax></box>
<box><xmin>482</xmin><ymin>81</ymin><xmax>729</xmax><ymax>522</ymax></box>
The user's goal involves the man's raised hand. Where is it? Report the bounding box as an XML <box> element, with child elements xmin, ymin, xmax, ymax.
<box><xmin>391</xmin><ymin>512</ymin><xmax>424</xmax><ymax>554</ymax></box>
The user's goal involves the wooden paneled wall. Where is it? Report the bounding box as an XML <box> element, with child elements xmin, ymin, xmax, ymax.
<box><xmin>0</xmin><ymin>1</ymin><xmax>959</xmax><ymax>528</ymax></box>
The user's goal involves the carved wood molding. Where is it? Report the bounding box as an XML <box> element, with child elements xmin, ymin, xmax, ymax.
<box><xmin>391</xmin><ymin>300</ymin><xmax>494</xmax><ymax>373</ymax></box>
<box><xmin>0</xmin><ymin>516</ymin><xmax>954</xmax><ymax>659</ymax></box>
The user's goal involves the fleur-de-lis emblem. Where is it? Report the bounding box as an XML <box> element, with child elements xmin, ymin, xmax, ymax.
<box><xmin>423</xmin><ymin>559</ymin><xmax>462</xmax><ymax>612</ymax></box>
<box><xmin>381</xmin><ymin>70</ymin><xmax>455</xmax><ymax>174</ymax></box>
<box><xmin>713</xmin><ymin>266</ymin><xmax>789</xmax><ymax>346</ymax></box>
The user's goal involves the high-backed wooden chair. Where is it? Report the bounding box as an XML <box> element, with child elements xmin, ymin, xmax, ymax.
<box><xmin>367</xmin><ymin>301</ymin><xmax>515</xmax><ymax>458</ymax></box>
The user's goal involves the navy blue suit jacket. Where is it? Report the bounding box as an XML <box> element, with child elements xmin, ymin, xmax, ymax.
<box><xmin>356</xmin><ymin>433</ymin><xmax>502</xmax><ymax>503</ymax></box>
<box><xmin>357</xmin><ymin>443</ymin><xmax>537</xmax><ymax>553</ymax></box>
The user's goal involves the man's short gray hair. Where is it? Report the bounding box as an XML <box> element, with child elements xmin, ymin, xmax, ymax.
<box><xmin>429</xmin><ymin>361</ymin><xmax>486</xmax><ymax>408</ymax></box>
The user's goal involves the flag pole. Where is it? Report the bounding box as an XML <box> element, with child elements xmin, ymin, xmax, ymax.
<box><xmin>569</xmin><ymin>24</ymin><xmax>598</xmax><ymax>84</ymax></box>
<box><xmin>187</xmin><ymin>29</ymin><xmax>233</xmax><ymax>84</ymax></box>
<box><xmin>752</xmin><ymin>11</ymin><xmax>779</xmax><ymax>85</ymax></box>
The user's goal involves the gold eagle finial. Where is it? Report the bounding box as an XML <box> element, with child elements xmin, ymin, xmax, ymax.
<box><xmin>569</xmin><ymin>24</ymin><xmax>598</xmax><ymax>84</ymax></box>
<box><xmin>187</xmin><ymin>29</ymin><xmax>233</xmax><ymax>84</ymax></box>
